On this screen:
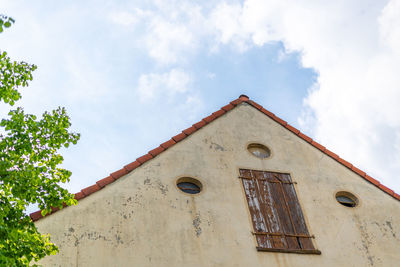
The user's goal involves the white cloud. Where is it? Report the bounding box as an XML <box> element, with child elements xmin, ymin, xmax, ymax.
<box><xmin>108</xmin><ymin>1</ymin><xmax>215</xmax><ymax>65</ymax></box>
<box><xmin>108</xmin><ymin>10</ymin><xmax>141</xmax><ymax>27</ymax></box>
<box><xmin>145</xmin><ymin>20</ymin><xmax>195</xmax><ymax>64</ymax></box>
<box><xmin>3</xmin><ymin>0</ymin><xmax>400</xmax><ymax>194</ymax></box>
<box><xmin>207</xmin><ymin>0</ymin><xmax>400</xmax><ymax>190</ymax></box>
<box><xmin>379</xmin><ymin>0</ymin><xmax>400</xmax><ymax>57</ymax></box>
<box><xmin>137</xmin><ymin>68</ymin><xmax>191</xmax><ymax>101</ymax></box>
<box><xmin>134</xmin><ymin>2</ymin><xmax>208</xmax><ymax>65</ymax></box>
<box><xmin>210</xmin><ymin>2</ymin><xmax>249</xmax><ymax>51</ymax></box>
<box><xmin>104</xmin><ymin>0</ymin><xmax>400</xmax><ymax>191</ymax></box>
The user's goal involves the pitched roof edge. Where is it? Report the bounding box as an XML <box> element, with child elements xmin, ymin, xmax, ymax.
<box><xmin>244</xmin><ymin>98</ymin><xmax>399</xmax><ymax>202</ymax></box>
<box><xmin>30</xmin><ymin>95</ymin><xmax>399</xmax><ymax>222</ymax></box>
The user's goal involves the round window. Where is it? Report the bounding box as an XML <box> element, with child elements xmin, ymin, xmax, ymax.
<box><xmin>176</xmin><ymin>177</ymin><xmax>202</xmax><ymax>194</ymax></box>
<box><xmin>247</xmin><ymin>143</ymin><xmax>271</xmax><ymax>159</ymax></box>
<box><xmin>335</xmin><ymin>191</ymin><xmax>358</xmax><ymax>207</ymax></box>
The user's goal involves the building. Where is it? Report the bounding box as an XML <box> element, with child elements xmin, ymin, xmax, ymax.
<box><xmin>31</xmin><ymin>95</ymin><xmax>400</xmax><ymax>266</ymax></box>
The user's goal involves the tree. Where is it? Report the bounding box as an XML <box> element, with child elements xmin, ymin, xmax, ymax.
<box><xmin>0</xmin><ymin>15</ymin><xmax>80</xmax><ymax>266</ymax></box>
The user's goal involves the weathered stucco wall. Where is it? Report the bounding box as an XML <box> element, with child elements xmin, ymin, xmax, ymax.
<box><xmin>36</xmin><ymin>103</ymin><xmax>400</xmax><ymax>266</ymax></box>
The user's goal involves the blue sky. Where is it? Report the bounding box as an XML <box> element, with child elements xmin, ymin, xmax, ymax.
<box><xmin>1</xmin><ymin>0</ymin><xmax>400</xmax><ymax>200</ymax></box>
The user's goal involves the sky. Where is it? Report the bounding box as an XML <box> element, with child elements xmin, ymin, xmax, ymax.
<box><xmin>1</xmin><ymin>0</ymin><xmax>399</xmax><ymax>203</ymax></box>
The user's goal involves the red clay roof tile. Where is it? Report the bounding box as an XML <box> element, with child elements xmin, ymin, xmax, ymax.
<box><xmin>271</xmin><ymin>116</ymin><xmax>287</xmax><ymax>126</ymax></box>
<box><xmin>260</xmin><ymin>108</ymin><xmax>275</xmax><ymax>117</ymax></box>
<box><xmin>124</xmin><ymin>161</ymin><xmax>141</xmax><ymax>172</ymax></box>
<box><xmin>30</xmin><ymin>210</ymin><xmax>43</xmax><ymax>221</ymax></box>
<box><xmin>298</xmin><ymin>132</ymin><xmax>313</xmax><ymax>143</ymax></box>
<box><xmin>379</xmin><ymin>184</ymin><xmax>394</xmax><ymax>196</ymax></box>
<box><xmin>97</xmin><ymin>176</ymin><xmax>116</xmax><ymax>188</ymax></box>
<box><xmin>365</xmin><ymin>175</ymin><xmax>380</xmax><ymax>186</ymax></box>
<box><xmin>221</xmin><ymin>103</ymin><xmax>235</xmax><ymax>111</ymax></box>
<box><xmin>136</xmin><ymin>154</ymin><xmax>153</xmax><ymax>164</ymax></box>
<box><xmin>160</xmin><ymin>139</ymin><xmax>176</xmax><ymax>149</ymax></box>
<box><xmin>247</xmin><ymin>100</ymin><xmax>262</xmax><ymax>110</ymax></box>
<box><xmin>149</xmin><ymin>146</ymin><xmax>165</xmax><ymax>157</ymax></box>
<box><xmin>338</xmin><ymin>158</ymin><xmax>353</xmax><ymax>169</ymax></box>
<box><xmin>239</xmin><ymin>94</ymin><xmax>249</xmax><ymax>101</ymax></box>
<box><xmin>285</xmin><ymin>124</ymin><xmax>300</xmax><ymax>135</ymax></box>
<box><xmin>212</xmin><ymin>109</ymin><xmax>226</xmax><ymax>118</ymax></box>
<box><xmin>30</xmin><ymin>95</ymin><xmax>399</xmax><ymax>222</ymax></box>
<box><xmin>183</xmin><ymin>126</ymin><xmax>197</xmax><ymax>135</ymax></box>
<box><xmin>230</xmin><ymin>98</ymin><xmax>243</xmax><ymax>105</ymax></box>
<box><xmin>81</xmin><ymin>184</ymin><xmax>101</xmax><ymax>196</ymax></box>
<box><xmin>324</xmin><ymin>149</ymin><xmax>339</xmax><ymax>159</ymax></box>
<box><xmin>111</xmin><ymin>168</ymin><xmax>128</xmax><ymax>180</ymax></box>
<box><xmin>311</xmin><ymin>141</ymin><xmax>326</xmax><ymax>152</ymax></box>
<box><xmin>203</xmin><ymin>114</ymin><xmax>216</xmax><ymax>123</ymax></box>
<box><xmin>193</xmin><ymin>120</ymin><xmax>206</xmax><ymax>129</ymax></box>
<box><xmin>74</xmin><ymin>192</ymin><xmax>85</xmax><ymax>200</ymax></box>
<box><xmin>351</xmin><ymin>166</ymin><xmax>366</xmax><ymax>178</ymax></box>
<box><xmin>172</xmin><ymin>132</ymin><xmax>187</xmax><ymax>142</ymax></box>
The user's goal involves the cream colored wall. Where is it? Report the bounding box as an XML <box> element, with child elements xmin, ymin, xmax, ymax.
<box><xmin>36</xmin><ymin>103</ymin><xmax>400</xmax><ymax>267</ymax></box>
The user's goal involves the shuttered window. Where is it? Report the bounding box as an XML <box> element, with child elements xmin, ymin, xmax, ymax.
<box><xmin>240</xmin><ymin>169</ymin><xmax>321</xmax><ymax>254</ymax></box>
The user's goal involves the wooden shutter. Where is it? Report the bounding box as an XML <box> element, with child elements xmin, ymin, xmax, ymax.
<box><xmin>240</xmin><ymin>169</ymin><xmax>321</xmax><ymax>254</ymax></box>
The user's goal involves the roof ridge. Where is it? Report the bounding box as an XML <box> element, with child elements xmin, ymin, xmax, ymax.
<box><xmin>30</xmin><ymin>95</ymin><xmax>400</xmax><ymax>221</ymax></box>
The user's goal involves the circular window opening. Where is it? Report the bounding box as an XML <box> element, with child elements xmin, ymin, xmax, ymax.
<box><xmin>176</xmin><ymin>177</ymin><xmax>202</xmax><ymax>194</ymax></box>
<box><xmin>247</xmin><ymin>143</ymin><xmax>271</xmax><ymax>159</ymax></box>
<box><xmin>335</xmin><ymin>191</ymin><xmax>358</xmax><ymax>207</ymax></box>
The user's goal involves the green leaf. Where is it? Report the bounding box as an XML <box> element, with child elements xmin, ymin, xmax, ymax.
<box><xmin>0</xmin><ymin>13</ymin><xmax>80</xmax><ymax>266</ymax></box>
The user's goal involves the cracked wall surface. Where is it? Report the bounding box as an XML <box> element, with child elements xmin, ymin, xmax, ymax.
<box><xmin>36</xmin><ymin>103</ymin><xmax>400</xmax><ymax>266</ymax></box>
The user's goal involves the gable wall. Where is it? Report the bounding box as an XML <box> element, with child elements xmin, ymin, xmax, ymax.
<box><xmin>36</xmin><ymin>103</ymin><xmax>400</xmax><ymax>266</ymax></box>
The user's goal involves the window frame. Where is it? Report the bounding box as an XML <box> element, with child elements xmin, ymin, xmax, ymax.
<box><xmin>239</xmin><ymin>169</ymin><xmax>321</xmax><ymax>255</ymax></box>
